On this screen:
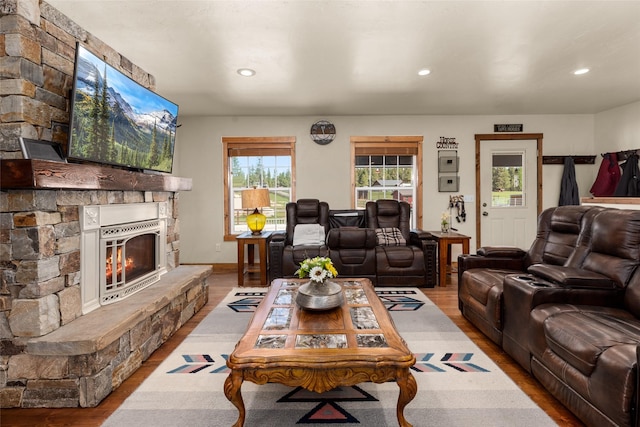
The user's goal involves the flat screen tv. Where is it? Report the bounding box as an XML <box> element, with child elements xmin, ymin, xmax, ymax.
<box><xmin>68</xmin><ymin>43</ymin><xmax>179</xmax><ymax>173</ymax></box>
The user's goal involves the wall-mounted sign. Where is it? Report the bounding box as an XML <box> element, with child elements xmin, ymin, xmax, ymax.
<box><xmin>494</xmin><ymin>124</ymin><xmax>523</xmax><ymax>132</ymax></box>
<box><xmin>436</xmin><ymin>136</ymin><xmax>458</xmax><ymax>149</ymax></box>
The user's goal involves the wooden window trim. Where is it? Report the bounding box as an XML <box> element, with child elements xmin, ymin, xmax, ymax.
<box><xmin>350</xmin><ymin>136</ymin><xmax>423</xmax><ymax>229</ymax></box>
<box><xmin>222</xmin><ymin>136</ymin><xmax>296</xmax><ymax>241</ymax></box>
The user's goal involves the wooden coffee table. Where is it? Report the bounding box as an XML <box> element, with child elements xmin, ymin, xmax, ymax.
<box><xmin>224</xmin><ymin>278</ymin><xmax>417</xmax><ymax>427</ymax></box>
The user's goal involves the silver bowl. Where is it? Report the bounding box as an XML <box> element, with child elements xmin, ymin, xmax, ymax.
<box><xmin>296</xmin><ymin>280</ymin><xmax>344</xmax><ymax>311</ymax></box>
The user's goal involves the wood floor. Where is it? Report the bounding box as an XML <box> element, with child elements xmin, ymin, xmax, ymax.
<box><xmin>1</xmin><ymin>267</ymin><xmax>584</xmax><ymax>426</ymax></box>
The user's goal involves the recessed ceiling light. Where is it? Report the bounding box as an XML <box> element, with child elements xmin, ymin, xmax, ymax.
<box><xmin>573</xmin><ymin>68</ymin><xmax>590</xmax><ymax>75</ymax></box>
<box><xmin>237</xmin><ymin>68</ymin><xmax>256</xmax><ymax>77</ymax></box>
<box><xmin>418</xmin><ymin>68</ymin><xmax>431</xmax><ymax>76</ymax></box>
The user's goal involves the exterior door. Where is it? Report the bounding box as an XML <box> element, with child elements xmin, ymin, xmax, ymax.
<box><xmin>476</xmin><ymin>134</ymin><xmax>542</xmax><ymax>248</ymax></box>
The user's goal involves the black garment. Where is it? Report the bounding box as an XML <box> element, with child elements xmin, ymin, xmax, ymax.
<box><xmin>559</xmin><ymin>156</ymin><xmax>580</xmax><ymax>206</ymax></box>
<box><xmin>614</xmin><ymin>153</ymin><xmax>640</xmax><ymax>196</ymax></box>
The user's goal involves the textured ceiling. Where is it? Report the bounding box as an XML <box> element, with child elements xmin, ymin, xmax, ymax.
<box><xmin>47</xmin><ymin>0</ymin><xmax>640</xmax><ymax>116</ymax></box>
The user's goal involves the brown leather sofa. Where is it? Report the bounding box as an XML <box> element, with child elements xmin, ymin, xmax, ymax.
<box><xmin>458</xmin><ymin>206</ymin><xmax>640</xmax><ymax>427</ymax></box>
<box><xmin>269</xmin><ymin>199</ymin><xmax>437</xmax><ymax>287</ymax></box>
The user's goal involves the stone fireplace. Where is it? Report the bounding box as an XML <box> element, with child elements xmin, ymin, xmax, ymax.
<box><xmin>0</xmin><ymin>2</ymin><xmax>211</xmax><ymax>408</ymax></box>
<box><xmin>79</xmin><ymin>202</ymin><xmax>168</xmax><ymax>313</ymax></box>
<box><xmin>0</xmin><ymin>161</ymin><xmax>212</xmax><ymax>408</ymax></box>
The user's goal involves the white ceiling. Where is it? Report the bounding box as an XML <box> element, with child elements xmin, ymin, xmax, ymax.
<box><xmin>48</xmin><ymin>0</ymin><xmax>640</xmax><ymax>117</ymax></box>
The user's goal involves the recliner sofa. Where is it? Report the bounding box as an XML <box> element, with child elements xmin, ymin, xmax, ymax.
<box><xmin>458</xmin><ymin>206</ymin><xmax>640</xmax><ymax>427</ymax></box>
<box><xmin>269</xmin><ymin>199</ymin><xmax>437</xmax><ymax>287</ymax></box>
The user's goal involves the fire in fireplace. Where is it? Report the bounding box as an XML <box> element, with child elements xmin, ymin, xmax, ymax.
<box><xmin>100</xmin><ymin>218</ymin><xmax>163</xmax><ymax>305</ymax></box>
<box><xmin>105</xmin><ymin>235</ymin><xmax>155</xmax><ymax>285</ymax></box>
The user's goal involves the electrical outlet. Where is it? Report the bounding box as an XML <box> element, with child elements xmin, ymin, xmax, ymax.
<box><xmin>215</xmin><ymin>243</ymin><xmax>221</xmax><ymax>252</ymax></box>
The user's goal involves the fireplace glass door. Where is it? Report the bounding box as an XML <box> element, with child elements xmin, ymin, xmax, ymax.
<box><xmin>105</xmin><ymin>233</ymin><xmax>157</xmax><ymax>291</ymax></box>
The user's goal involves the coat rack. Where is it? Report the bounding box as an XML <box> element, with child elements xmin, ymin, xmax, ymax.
<box><xmin>542</xmin><ymin>155</ymin><xmax>596</xmax><ymax>165</ymax></box>
<box><xmin>602</xmin><ymin>149</ymin><xmax>639</xmax><ymax>161</ymax></box>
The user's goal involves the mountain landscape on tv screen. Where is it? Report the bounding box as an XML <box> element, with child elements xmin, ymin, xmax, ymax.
<box><xmin>69</xmin><ymin>47</ymin><xmax>178</xmax><ymax>173</ymax></box>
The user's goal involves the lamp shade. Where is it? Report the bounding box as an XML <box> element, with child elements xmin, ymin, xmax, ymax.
<box><xmin>241</xmin><ymin>188</ymin><xmax>271</xmax><ymax>209</ymax></box>
<box><xmin>242</xmin><ymin>188</ymin><xmax>271</xmax><ymax>235</ymax></box>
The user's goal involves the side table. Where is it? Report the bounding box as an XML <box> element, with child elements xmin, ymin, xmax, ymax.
<box><xmin>427</xmin><ymin>231</ymin><xmax>471</xmax><ymax>287</ymax></box>
<box><xmin>236</xmin><ymin>231</ymin><xmax>272</xmax><ymax>286</ymax></box>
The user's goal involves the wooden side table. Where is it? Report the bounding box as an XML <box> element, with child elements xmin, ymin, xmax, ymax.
<box><xmin>236</xmin><ymin>231</ymin><xmax>272</xmax><ymax>286</ymax></box>
<box><xmin>427</xmin><ymin>231</ymin><xmax>471</xmax><ymax>287</ymax></box>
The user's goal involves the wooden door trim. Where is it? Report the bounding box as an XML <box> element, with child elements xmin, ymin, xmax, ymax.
<box><xmin>475</xmin><ymin>133</ymin><xmax>543</xmax><ymax>249</ymax></box>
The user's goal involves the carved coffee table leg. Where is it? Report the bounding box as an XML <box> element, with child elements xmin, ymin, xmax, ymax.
<box><xmin>224</xmin><ymin>370</ymin><xmax>245</xmax><ymax>427</ymax></box>
<box><xmin>396</xmin><ymin>369</ymin><xmax>417</xmax><ymax>427</ymax></box>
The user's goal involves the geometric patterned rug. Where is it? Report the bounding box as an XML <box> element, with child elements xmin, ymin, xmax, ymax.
<box><xmin>102</xmin><ymin>287</ymin><xmax>556</xmax><ymax>426</ymax></box>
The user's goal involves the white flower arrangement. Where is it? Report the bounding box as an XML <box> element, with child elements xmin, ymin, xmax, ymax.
<box><xmin>295</xmin><ymin>256</ymin><xmax>338</xmax><ymax>284</ymax></box>
<box><xmin>441</xmin><ymin>212</ymin><xmax>450</xmax><ymax>227</ymax></box>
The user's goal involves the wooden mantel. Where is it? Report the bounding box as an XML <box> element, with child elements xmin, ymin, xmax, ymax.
<box><xmin>0</xmin><ymin>159</ymin><xmax>192</xmax><ymax>192</ymax></box>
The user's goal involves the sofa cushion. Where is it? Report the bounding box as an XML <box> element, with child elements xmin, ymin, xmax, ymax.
<box><xmin>326</xmin><ymin>227</ymin><xmax>376</xmax><ymax>249</ymax></box>
<box><xmin>375</xmin><ymin>227</ymin><xmax>406</xmax><ymax>246</ymax></box>
<box><xmin>541</xmin><ymin>306</ymin><xmax>640</xmax><ymax>376</ymax></box>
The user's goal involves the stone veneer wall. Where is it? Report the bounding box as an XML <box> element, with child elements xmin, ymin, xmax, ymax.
<box><xmin>0</xmin><ymin>1</ymin><xmax>207</xmax><ymax>408</ymax></box>
<box><xmin>0</xmin><ymin>188</ymin><xmax>189</xmax><ymax>408</ymax></box>
<box><xmin>1</xmin><ymin>0</ymin><xmax>156</xmax><ymax>154</ymax></box>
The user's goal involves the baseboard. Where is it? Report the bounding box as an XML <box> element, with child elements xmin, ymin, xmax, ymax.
<box><xmin>181</xmin><ymin>262</ymin><xmax>237</xmax><ymax>273</ymax></box>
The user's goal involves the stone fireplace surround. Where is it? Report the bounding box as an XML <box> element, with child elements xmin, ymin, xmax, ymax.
<box><xmin>1</xmin><ymin>2</ymin><xmax>212</xmax><ymax>408</ymax></box>
<box><xmin>0</xmin><ymin>160</ymin><xmax>211</xmax><ymax>408</ymax></box>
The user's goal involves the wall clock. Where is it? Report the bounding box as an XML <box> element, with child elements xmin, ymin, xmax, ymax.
<box><xmin>310</xmin><ymin>120</ymin><xmax>336</xmax><ymax>145</ymax></box>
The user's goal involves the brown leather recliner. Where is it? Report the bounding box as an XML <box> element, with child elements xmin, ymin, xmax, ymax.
<box><xmin>365</xmin><ymin>199</ymin><xmax>435</xmax><ymax>287</ymax></box>
<box><xmin>458</xmin><ymin>206</ymin><xmax>640</xmax><ymax>427</ymax></box>
<box><xmin>269</xmin><ymin>199</ymin><xmax>329</xmax><ymax>280</ymax></box>
<box><xmin>457</xmin><ymin>205</ymin><xmax>601</xmax><ymax>346</ymax></box>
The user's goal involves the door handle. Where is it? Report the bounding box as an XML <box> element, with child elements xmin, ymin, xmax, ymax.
<box><xmin>482</xmin><ymin>211</ymin><xmax>489</xmax><ymax>216</ymax></box>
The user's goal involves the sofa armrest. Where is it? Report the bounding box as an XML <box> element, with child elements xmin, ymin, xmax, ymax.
<box><xmin>410</xmin><ymin>229</ymin><xmax>432</xmax><ymax>240</ymax></box>
<box><xmin>458</xmin><ymin>253</ymin><xmax>527</xmax><ymax>272</ymax></box>
<box><xmin>458</xmin><ymin>253</ymin><xmax>528</xmax><ymax>285</ymax></box>
<box><xmin>527</xmin><ymin>264</ymin><xmax>618</xmax><ymax>289</ymax></box>
<box><xmin>408</xmin><ymin>231</ymin><xmax>438</xmax><ymax>286</ymax></box>
<box><xmin>268</xmin><ymin>233</ymin><xmax>286</xmax><ymax>282</ymax></box>
<box><xmin>477</xmin><ymin>246</ymin><xmax>527</xmax><ymax>258</ymax></box>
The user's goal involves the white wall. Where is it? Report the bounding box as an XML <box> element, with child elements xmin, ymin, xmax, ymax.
<box><xmin>594</xmin><ymin>101</ymin><xmax>640</xmax><ymax>154</ymax></box>
<box><xmin>175</xmin><ymin>114</ymin><xmax>599</xmax><ymax>264</ymax></box>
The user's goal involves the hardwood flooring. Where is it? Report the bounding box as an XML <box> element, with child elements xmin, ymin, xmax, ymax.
<box><xmin>1</xmin><ymin>267</ymin><xmax>584</xmax><ymax>426</ymax></box>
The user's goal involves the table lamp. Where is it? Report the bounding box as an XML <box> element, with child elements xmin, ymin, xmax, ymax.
<box><xmin>241</xmin><ymin>187</ymin><xmax>271</xmax><ymax>235</ymax></box>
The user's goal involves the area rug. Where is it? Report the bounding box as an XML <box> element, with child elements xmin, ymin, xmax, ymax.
<box><xmin>103</xmin><ymin>288</ymin><xmax>556</xmax><ymax>426</ymax></box>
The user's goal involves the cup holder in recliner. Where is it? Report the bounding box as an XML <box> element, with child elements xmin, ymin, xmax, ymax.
<box><xmin>517</xmin><ymin>276</ymin><xmax>534</xmax><ymax>281</ymax></box>
<box><xmin>532</xmin><ymin>282</ymin><xmax>550</xmax><ymax>287</ymax></box>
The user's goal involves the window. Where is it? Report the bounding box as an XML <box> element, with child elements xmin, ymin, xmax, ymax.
<box><xmin>223</xmin><ymin>137</ymin><xmax>296</xmax><ymax>240</ymax></box>
<box><xmin>351</xmin><ymin>136</ymin><xmax>423</xmax><ymax>228</ymax></box>
<box><xmin>491</xmin><ymin>153</ymin><xmax>525</xmax><ymax>207</ymax></box>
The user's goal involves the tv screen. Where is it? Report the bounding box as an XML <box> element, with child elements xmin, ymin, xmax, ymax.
<box><xmin>68</xmin><ymin>44</ymin><xmax>179</xmax><ymax>173</ymax></box>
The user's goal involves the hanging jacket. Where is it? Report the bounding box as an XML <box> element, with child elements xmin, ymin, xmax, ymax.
<box><xmin>589</xmin><ymin>152</ymin><xmax>621</xmax><ymax>197</ymax></box>
<box><xmin>559</xmin><ymin>156</ymin><xmax>580</xmax><ymax>206</ymax></box>
<box><xmin>614</xmin><ymin>153</ymin><xmax>640</xmax><ymax>196</ymax></box>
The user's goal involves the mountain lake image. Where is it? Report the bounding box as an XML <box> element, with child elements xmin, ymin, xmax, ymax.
<box><xmin>68</xmin><ymin>44</ymin><xmax>179</xmax><ymax>173</ymax></box>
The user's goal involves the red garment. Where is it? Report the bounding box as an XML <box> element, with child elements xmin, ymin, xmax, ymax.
<box><xmin>589</xmin><ymin>153</ymin><xmax>621</xmax><ymax>196</ymax></box>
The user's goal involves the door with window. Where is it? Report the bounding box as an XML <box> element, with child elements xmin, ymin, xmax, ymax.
<box><xmin>477</xmin><ymin>135</ymin><xmax>542</xmax><ymax>248</ymax></box>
